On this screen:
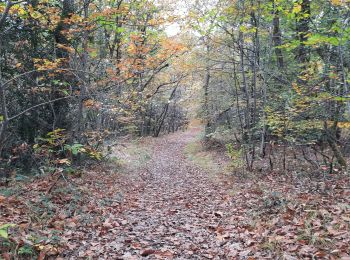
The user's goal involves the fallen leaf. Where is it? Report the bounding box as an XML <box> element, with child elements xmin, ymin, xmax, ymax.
<box><xmin>38</xmin><ymin>251</ymin><xmax>46</xmax><ymax>260</ymax></box>
<box><xmin>1</xmin><ymin>253</ymin><xmax>11</xmax><ymax>260</ymax></box>
<box><xmin>141</xmin><ymin>249</ymin><xmax>156</xmax><ymax>257</ymax></box>
<box><xmin>0</xmin><ymin>195</ymin><xmax>6</xmax><ymax>203</ymax></box>
<box><xmin>214</xmin><ymin>211</ymin><xmax>223</xmax><ymax>217</ymax></box>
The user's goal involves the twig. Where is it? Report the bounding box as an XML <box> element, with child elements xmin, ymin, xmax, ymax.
<box><xmin>46</xmin><ymin>171</ymin><xmax>63</xmax><ymax>194</ymax></box>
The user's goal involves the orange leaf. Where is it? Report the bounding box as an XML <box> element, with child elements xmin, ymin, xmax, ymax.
<box><xmin>0</xmin><ymin>195</ymin><xmax>6</xmax><ymax>203</ymax></box>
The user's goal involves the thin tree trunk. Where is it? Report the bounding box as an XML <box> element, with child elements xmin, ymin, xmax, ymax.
<box><xmin>296</xmin><ymin>0</ymin><xmax>311</xmax><ymax>64</ymax></box>
<box><xmin>0</xmin><ymin>85</ymin><xmax>9</xmax><ymax>155</ymax></box>
<box><xmin>0</xmin><ymin>58</ymin><xmax>9</xmax><ymax>155</ymax></box>
<box><xmin>76</xmin><ymin>0</ymin><xmax>89</xmax><ymax>141</ymax></box>
<box><xmin>204</xmin><ymin>43</ymin><xmax>212</xmax><ymax>136</ymax></box>
<box><xmin>324</xmin><ymin>122</ymin><xmax>347</xmax><ymax>169</ymax></box>
<box><xmin>154</xmin><ymin>87</ymin><xmax>178</xmax><ymax>137</ymax></box>
<box><xmin>272</xmin><ymin>0</ymin><xmax>284</xmax><ymax>68</ymax></box>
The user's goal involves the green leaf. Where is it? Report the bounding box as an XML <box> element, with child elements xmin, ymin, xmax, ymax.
<box><xmin>0</xmin><ymin>224</ymin><xmax>16</xmax><ymax>239</ymax></box>
<box><xmin>0</xmin><ymin>224</ymin><xmax>16</xmax><ymax>229</ymax></box>
<box><xmin>333</xmin><ymin>96</ymin><xmax>350</xmax><ymax>102</ymax></box>
<box><xmin>328</xmin><ymin>37</ymin><xmax>340</xmax><ymax>45</ymax></box>
<box><xmin>60</xmin><ymin>89</ymin><xmax>69</xmax><ymax>96</ymax></box>
<box><xmin>0</xmin><ymin>229</ymin><xmax>8</xmax><ymax>239</ymax></box>
<box><xmin>64</xmin><ymin>143</ymin><xmax>85</xmax><ymax>155</ymax></box>
<box><xmin>116</xmin><ymin>27</ymin><xmax>126</xmax><ymax>34</ymax></box>
<box><xmin>306</xmin><ymin>34</ymin><xmax>340</xmax><ymax>46</ymax></box>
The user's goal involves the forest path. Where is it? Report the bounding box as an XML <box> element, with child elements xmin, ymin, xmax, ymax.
<box><xmin>60</xmin><ymin>126</ymin><xmax>350</xmax><ymax>259</ymax></box>
<box><xmin>94</xmin><ymin>127</ymin><xmax>238</xmax><ymax>259</ymax></box>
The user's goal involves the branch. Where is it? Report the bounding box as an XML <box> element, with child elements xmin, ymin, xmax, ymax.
<box><xmin>2</xmin><ymin>68</ymin><xmax>96</xmax><ymax>90</ymax></box>
<box><xmin>0</xmin><ymin>1</ymin><xmax>12</xmax><ymax>29</ymax></box>
<box><xmin>141</xmin><ymin>62</ymin><xmax>170</xmax><ymax>91</ymax></box>
<box><xmin>8</xmin><ymin>95</ymin><xmax>76</xmax><ymax>121</ymax></box>
<box><xmin>150</xmin><ymin>74</ymin><xmax>188</xmax><ymax>97</ymax></box>
<box><xmin>0</xmin><ymin>0</ymin><xmax>26</xmax><ymax>29</ymax></box>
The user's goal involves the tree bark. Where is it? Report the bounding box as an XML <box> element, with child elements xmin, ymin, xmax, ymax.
<box><xmin>54</xmin><ymin>0</ymin><xmax>75</xmax><ymax>59</ymax></box>
<box><xmin>76</xmin><ymin>0</ymin><xmax>89</xmax><ymax>141</ymax></box>
<box><xmin>0</xmin><ymin>70</ymin><xmax>9</xmax><ymax>155</ymax></box>
<box><xmin>296</xmin><ymin>0</ymin><xmax>311</xmax><ymax>64</ymax></box>
<box><xmin>324</xmin><ymin>122</ymin><xmax>347</xmax><ymax>169</ymax></box>
<box><xmin>204</xmin><ymin>44</ymin><xmax>212</xmax><ymax>136</ymax></box>
<box><xmin>154</xmin><ymin>86</ymin><xmax>178</xmax><ymax>137</ymax></box>
<box><xmin>272</xmin><ymin>0</ymin><xmax>284</xmax><ymax>68</ymax></box>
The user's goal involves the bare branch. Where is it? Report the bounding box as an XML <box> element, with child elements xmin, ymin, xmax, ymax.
<box><xmin>8</xmin><ymin>95</ymin><xmax>76</xmax><ymax>121</ymax></box>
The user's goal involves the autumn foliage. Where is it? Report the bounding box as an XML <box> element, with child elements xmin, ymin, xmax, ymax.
<box><xmin>1</xmin><ymin>0</ymin><xmax>350</xmax><ymax>259</ymax></box>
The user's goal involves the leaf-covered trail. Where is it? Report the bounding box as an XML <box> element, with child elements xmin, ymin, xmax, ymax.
<box><xmin>64</xmin><ymin>127</ymin><xmax>350</xmax><ymax>259</ymax></box>
<box><xmin>114</xmin><ymin>128</ymin><xmax>232</xmax><ymax>259</ymax></box>
<box><xmin>69</xmin><ymin>128</ymin><xmax>239</xmax><ymax>259</ymax></box>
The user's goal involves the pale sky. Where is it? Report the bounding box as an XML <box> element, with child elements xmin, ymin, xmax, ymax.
<box><xmin>162</xmin><ymin>0</ymin><xmax>217</xmax><ymax>37</ymax></box>
<box><xmin>159</xmin><ymin>0</ymin><xmax>189</xmax><ymax>37</ymax></box>
<box><xmin>165</xmin><ymin>23</ymin><xmax>181</xmax><ymax>36</ymax></box>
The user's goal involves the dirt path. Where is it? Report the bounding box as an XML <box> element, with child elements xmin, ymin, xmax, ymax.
<box><xmin>3</xmin><ymin>127</ymin><xmax>347</xmax><ymax>259</ymax></box>
<box><xmin>62</xmin><ymin>128</ymin><xmax>350</xmax><ymax>259</ymax></box>
<box><xmin>113</xmin><ymin>128</ymin><xmax>233</xmax><ymax>259</ymax></box>
<box><xmin>68</xmin><ymin>128</ymin><xmax>239</xmax><ymax>259</ymax></box>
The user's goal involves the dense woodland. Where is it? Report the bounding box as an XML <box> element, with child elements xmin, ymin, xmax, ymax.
<box><xmin>0</xmin><ymin>0</ymin><xmax>350</xmax><ymax>259</ymax></box>
<box><xmin>0</xmin><ymin>0</ymin><xmax>190</xmax><ymax>175</ymax></box>
<box><xmin>188</xmin><ymin>0</ymin><xmax>350</xmax><ymax>174</ymax></box>
<box><xmin>1</xmin><ymin>0</ymin><xmax>350</xmax><ymax>174</ymax></box>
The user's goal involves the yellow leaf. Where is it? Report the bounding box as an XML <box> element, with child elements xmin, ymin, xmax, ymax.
<box><xmin>293</xmin><ymin>3</ymin><xmax>302</xmax><ymax>14</ymax></box>
<box><xmin>337</xmin><ymin>122</ymin><xmax>350</xmax><ymax>128</ymax></box>
<box><xmin>83</xmin><ymin>99</ymin><xmax>95</xmax><ymax>108</ymax></box>
<box><xmin>34</xmin><ymin>244</ymin><xmax>59</xmax><ymax>256</ymax></box>
<box><xmin>292</xmin><ymin>83</ymin><xmax>302</xmax><ymax>95</ymax></box>
<box><xmin>330</xmin><ymin>0</ymin><xmax>342</xmax><ymax>5</ymax></box>
<box><xmin>57</xmin><ymin>158</ymin><xmax>71</xmax><ymax>165</ymax></box>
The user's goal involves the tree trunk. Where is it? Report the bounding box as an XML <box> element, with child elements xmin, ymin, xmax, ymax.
<box><xmin>272</xmin><ymin>0</ymin><xmax>284</xmax><ymax>68</ymax></box>
<box><xmin>76</xmin><ymin>0</ymin><xmax>89</xmax><ymax>141</ymax></box>
<box><xmin>154</xmin><ymin>87</ymin><xmax>178</xmax><ymax>137</ymax></box>
<box><xmin>296</xmin><ymin>0</ymin><xmax>311</xmax><ymax>64</ymax></box>
<box><xmin>324</xmin><ymin>122</ymin><xmax>347</xmax><ymax>169</ymax></box>
<box><xmin>54</xmin><ymin>0</ymin><xmax>75</xmax><ymax>59</ymax></box>
<box><xmin>0</xmin><ymin>56</ymin><xmax>9</xmax><ymax>156</ymax></box>
<box><xmin>204</xmin><ymin>43</ymin><xmax>212</xmax><ymax>136</ymax></box>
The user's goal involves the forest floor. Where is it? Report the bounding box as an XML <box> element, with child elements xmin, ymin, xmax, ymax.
<box><xmin>1</xmin><ymin>126</ymin><xmax>350</xmax><ymax>259</ymax></box>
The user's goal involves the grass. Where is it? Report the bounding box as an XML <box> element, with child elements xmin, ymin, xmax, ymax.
<box><xmin>107</xmin><ymin>138</ymin><xmax>152</xmax><ymax>172</ymax></box>
<box><xmin>184</xmin><ymin>132</ymin><xmax>230</xmax><ymax>177</ymax></box>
